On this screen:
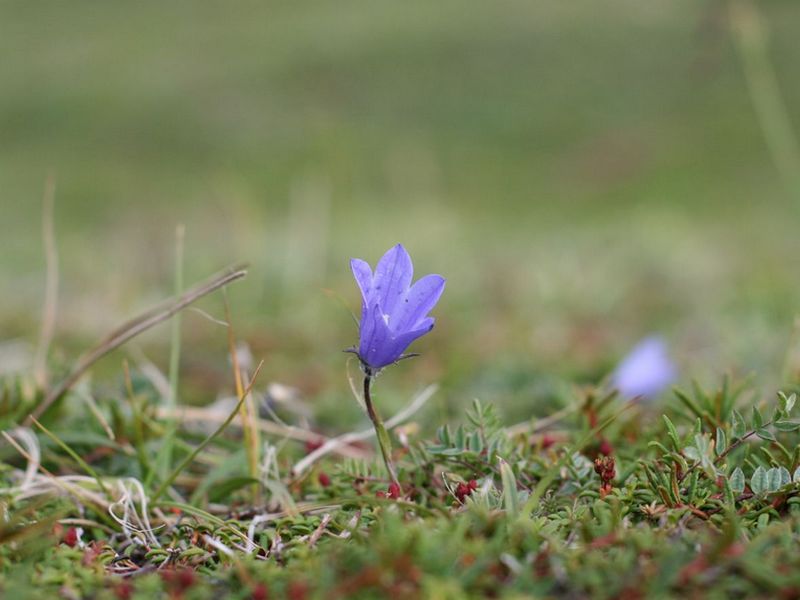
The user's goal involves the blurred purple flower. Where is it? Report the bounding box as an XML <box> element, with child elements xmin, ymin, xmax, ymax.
<box><xmin>612</xmin><ymin>336</ymin><xmax>676</xmax><ymax>400</ymax></box>
<box><xmin>350</xmin><ymin>244</ymin><xmax>445</xmax><ymax>372</ymax></box>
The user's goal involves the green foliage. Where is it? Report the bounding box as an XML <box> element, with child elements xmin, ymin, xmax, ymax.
<box><xmin>6</xmin><ymin>375</ymin><xmax>800</xmax><ymax>597</ymax></box>
<box><xmin>427</xmin><ymin>399</ymin><xmax>509</xmax><ymax>459</ymax></box>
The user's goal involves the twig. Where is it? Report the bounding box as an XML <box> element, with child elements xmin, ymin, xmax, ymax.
<box><xmin>292</xmin><ymin>384</ymin><xmax>438</xmax><ymax>478</ymax></box>
<box><xmin>203</xmin><ymin>535</ymin><xmax>235</xmax><ymax>557</ymax></box>
<box><xmin>27</xmin><ymin>265</ymin><xmax>247</xmax><ymax>423</ymax></box>
<box><xmin>307</xmin><ymin>513</ymin><xmax>331</xmax><ymax>547</ymax></box>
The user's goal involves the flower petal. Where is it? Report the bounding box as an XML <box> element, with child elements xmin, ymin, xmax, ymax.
<box><xmin>350</xmin><ymin>258</ymin><xmax>373</xmax><ymax>302</ymax></box>
<box><xmin>372</xmin><ymin>244</ymin><xmax>413</xmax><ymax>319</ymax></box>
<box><xmin>388</xmin><ymin>318</ymin><xmax>435</xmax><ymax>363</ymax></box>
<box><xmin>359</xmin><ymin>303</ymin><xmax>434</xmax><ymax>369</ymax></box>
<box><xmin>357</xmin><ymin>303</ymin><xmax>379</xmax><ymax>362</ymax></box>
<box><xmin>393</xmin><ymin>274</ymin><xmax>446</xmax><ymax>330</ymax></box>
<box><xmin>612</xmin><ymin>336</ymin><xmax>676</xmax><ymax>400</ymax></box>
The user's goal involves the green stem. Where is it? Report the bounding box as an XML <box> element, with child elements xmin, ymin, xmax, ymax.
<box><xmin>363</xmin><ymin>375</ymin><xmax>400</xmax><ymax>490</ymax></box>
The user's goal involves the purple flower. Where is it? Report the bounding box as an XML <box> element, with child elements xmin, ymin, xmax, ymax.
<box><xmin>350</xmin><ymin>244</ymin><xmax>445</xmax><ymax>371</ymax></box>
<box><xmin>612</xmin><ymin>336</ymin><xmax>676</xmax><ymax>400</ymax></box>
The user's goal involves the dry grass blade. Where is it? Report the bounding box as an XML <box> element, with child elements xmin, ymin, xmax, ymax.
<box><xmin>27</xmin><ymin>264</ymin><xmax>247</xmax><ymax>423</ymax></box>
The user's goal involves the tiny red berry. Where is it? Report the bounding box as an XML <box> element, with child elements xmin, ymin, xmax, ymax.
<box><xmin>387</xmin><ymin>482</ymin><xmax>402</xmax><ymax>499</ymax></box>
<box><xmin>455</xmin><ymin>480</ymin><xmax>478</xmax><ymax>503</ymax></box>
<box><xmin>63</xmin><ymin>527</ymin><xmax>79</xmax><ymax>548</ymax></box>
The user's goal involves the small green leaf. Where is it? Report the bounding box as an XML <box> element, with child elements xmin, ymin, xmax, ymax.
<box><xmin>774</xmin><ymin>420</ymin><xmax>800</xmax><ymax>432</ymax></box>
<box><xmin>722</xmin><ymin>475</ymin><xmax>736</xmax><ymax>506</ymax></box>
<box><xmin>683</xmin><ymin>445</ymin><xmax>701</xmax><ymax>462</ymax></box>
<box><xmin>752</xmin><ymin>406</ymin><xmax>764</xmax><ymax>430</ymax></box>
<box><xmin>767</xmin><ymin>468</ymin><xmax>782</xmax><ymax>492</ymax></box>
<box><xmin>780</xmin><ymin>466</ymin><xmax>791</xmax><ymax>487</ymax></box>
<box><xmin>437</xmin><ymin>425</ymin><xmax>451</xmax><ymax>445</ymax></box>
<box><xmin>454</xmin><ymin>426</ymin><xmax>465</xmax><ymax>449</ymax></box>
<box><xmin>694</xmin><ymin>434</ymin><xmax>710</xmax><ymax>455</ymax></box>
<box><xmin>499</xmin><ymin>459</ymin><xmax>519</xmax><ymax>517</ymax></box>
<box><xmin>686</xmin><ymin>470</ymin><xmax>699</xmax><ymax>504</ymax></box>
<box><xmin>648</xmin><ymin>441</ymin><xmax>672</xmax><ymax>455</ymax></box>
<box><xmin>468</xmin><ymin>431</ymin><xmax>483</xmax><ymax>453</ymax></box>
<box><xmin>662</xmin><ymin>415</ymin><xmax>681</xmax><ymax>452</ymax></box>
<box><xmin>466</xmin><ymin>398</ymin><xmax>482</xmax><ymax>427</ymax></box>
<box><xmin>786</xmin><ymin>393</ymin><xmax>797</xmax><ymax>414</ymax></box>
<box><xmin>778</xmin><ymin>391</ymin><xmax>796</xmax><ymax>416</ymax></box>
<box><xmin>731</xmin><ymin>410</ymin><xmax>746</xmax><ymax>439</ymax></box>
<box><xmin>751</xmin><ymin>466</ymin><xmax>767</xmax><ymax>494</ymax></box>
<box><xmin>756</xmin><ymin>428</ymin><xmax>776</xmax><ymax>441</ymax></box>
<box><xmin>439</xmin><ymin>448</ymin><xmax>464</xmax><ymax>457</ymax></box>
<box><xmin>729</xmin><ymin>467</ymin><xmax>745</xmax><ymax>493</ymax></box>
<box><xmin>778</xmin><ymin>391</ymin><xmax>789</xmax><ymax>414</ymax></box>
<box><xmin>715</xmin><ymin>428</ymin><xmax>727</xmax><ymax>457</ymax></box>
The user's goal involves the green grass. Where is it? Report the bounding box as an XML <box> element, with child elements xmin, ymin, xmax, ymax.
<box><xmin>5</xmin><ymin>372</ymin><xmax>800</xmax><ymax>598</ymax></box>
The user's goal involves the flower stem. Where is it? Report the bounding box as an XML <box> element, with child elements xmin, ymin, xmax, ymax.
<box><xmin>363</xmin><ymin>374</ymin><xmax>400</xmax><ymax>490</ymax></box>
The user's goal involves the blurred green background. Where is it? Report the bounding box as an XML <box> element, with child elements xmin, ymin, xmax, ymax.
<box><xmin>2</xmin><ymin>0</ymin><xmax>800</xmax><ymax>424</ymax></box>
